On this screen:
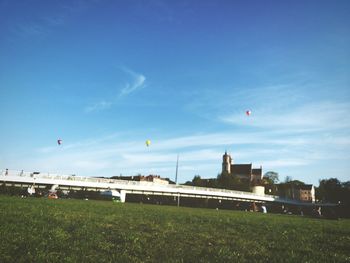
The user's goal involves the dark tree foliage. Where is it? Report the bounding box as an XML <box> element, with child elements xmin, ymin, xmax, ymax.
<box><xmin>186</xmin><ymin>172</ymin><xmax>250</xmax><ymax>191</ymax></box>
<box><xmin>263</xmin><ymin>171</ymin><xmax>279</xmax><ymax>184</ymax></box>
<box><xmin>192</xmin><ymin>175</ymin><xmax>205</xmax><ymax>187</ymax></box>
<box><xmin>284</xmin><ymin>176</ymin><xmax>293</xmax><ymax>183</ymax></box>
<box><xmin>183</xmin><ymin>181</ymin><xmax>193</xmax><ymax>186</ymax></box>
<box><xmin>284</xmin><ymin>180</ymin><xmax>305</xmax><ymax>186</ymax></box>
<box><xmin>316</xmin><ymin>178</ymin><xmax>350</xmax><ymax>218</ymax></box>
<box><xmin>217</xmin><ymin>171</ymin><xmax>235</xmax><ymax>189</ymax></box>
<box><xmin>224</xmin><ymin>172</ymin><xmax>249</xmax><ymax>191</ymax></box>
<box><xmin>316</xmin><ymin>178</ymin><xmax>341</xmax><ymax>203</ymax></box>
<box><xmin>262</xmin><ymin>171</ymin><xmax>279</xmax><ymax>195</ymax></box>
<box><xmin>216</xmin><ymin>172</ymin><xmax>250</xmax><ymax>191</ymax></box>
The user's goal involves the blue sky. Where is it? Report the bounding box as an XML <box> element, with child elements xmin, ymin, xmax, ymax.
<box><xmin>0</xmin><ymin>0</ymin><xmax>349</xmax><ymax>185</ymax></box>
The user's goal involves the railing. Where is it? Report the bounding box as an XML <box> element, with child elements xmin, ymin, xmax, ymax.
<box><xmin>0</xmin><ymin>169</ymin><xmax>278</xmax><ymax>199</ymax></box>
<box><xmin>0</xmin><ymin>169</ymin><xmax>331</xmax><ymax>207</ymax></box>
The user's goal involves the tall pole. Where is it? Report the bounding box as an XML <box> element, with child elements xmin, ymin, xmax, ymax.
<box><xmin>175</xmin><ymin>154</ymin><xmax>179</xmax><ymax>184</ymax></box>
<box><xmin>175</xmin><ymin>154</ymin><xmax>180</xmax><ymax>207</ymax></box>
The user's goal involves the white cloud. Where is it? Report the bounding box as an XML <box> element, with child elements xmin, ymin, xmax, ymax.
<box><xmin>84</xmin><ymin>68</ymin><xmax>146</xmax><ymax>113</ymax></box>
<box><xmin>2</xmin><ymin>61</ymin><xmax>348</xmax><ymax>185</ymax></box>
<box><xmin>14</xmin><ymin>23</ymin><xmax>47</xmax><ymax>38</ymax></box>
<box><xmin>221</xmin><ymin>101</ymin><xmax>350</xmax><ymax>132</ymax></box>
<box><xmin>259</xmin><ymin>159</ymin><xmax>309</xmax><ymax>168</ymax></box>
<box><xmin>85</xmin><ymin>100</ymin><xmax>112</xmax><ymax>113</ymax></box>
<box><xmin>119</xmin><ymin>71</ymin><xmax>146</xmax><ymax>97</ymax></box>
<box><xmin>44</xmin><ymin>15</ymin><xmax>65</xmax><ymax>26</ymax></box>
<box><xmin>8</xmin><ymin>125</ymin><xmax>348</xmax><ymax>184</ymax></box>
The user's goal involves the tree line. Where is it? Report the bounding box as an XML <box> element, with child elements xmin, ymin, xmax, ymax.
<box><xmin>184</xmin><ymin>171</ymin><xmax>251</xmax><ymax>192</ymax></box>
<box><xmin>184</xmin><ymin>171</ymin><xmax>350</xmax><ymax>217</ymax></box>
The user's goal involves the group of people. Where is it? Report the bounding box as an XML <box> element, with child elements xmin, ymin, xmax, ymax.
<box><xmin>3</xmin><ymin>169</ymin><xmax>26</xmax><ymax>176</ymax></box>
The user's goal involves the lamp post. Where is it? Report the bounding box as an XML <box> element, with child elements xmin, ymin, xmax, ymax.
<box><xmin>175</xmin><ymin>154</ymin><xmax>180</xmax><ymax>207</ymax></box>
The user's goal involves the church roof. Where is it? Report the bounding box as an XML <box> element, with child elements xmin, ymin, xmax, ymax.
<box><xmin>299</xmin><ymin>184</ymin><xmax>314</xmax><ymax>190</ymax></box>
<box><xmin>231</xmin><ymin>164</ymin><xmax>252</xmax><ymax>176</ymax></box>
<box><xmin>252</xmin><ymin>168</ymin><xmax>262</xmax><ymax>176</ymax></box>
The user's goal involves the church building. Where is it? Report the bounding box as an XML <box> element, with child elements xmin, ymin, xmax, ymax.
<box><xmin>222</xmin><ymin>151</ymin><xmax>263</xmax><ymax>184</ymax></box>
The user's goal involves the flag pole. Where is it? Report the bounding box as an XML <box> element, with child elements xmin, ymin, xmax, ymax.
<box><xmin>175</xmin><ymin>154</ymin><xmax>179</xmax><ymax>184</ymax></box>
<box><xmin>175</xmin><ymin>154</ymin><xmax>180</xmax><ymax>207</ymax></box>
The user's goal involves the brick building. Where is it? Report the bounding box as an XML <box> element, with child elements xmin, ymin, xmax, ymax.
<box><xmin>222</xmin><ymin>151</ymin><xmax>263</xmax><ymax>184</ymax></box>
<box><xmin>277</xmin><ymin>184</ymin><xmax>315</xmax><ymax>202</ymax></box>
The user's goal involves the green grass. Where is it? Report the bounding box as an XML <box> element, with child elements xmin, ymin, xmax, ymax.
<box><xmin>0</xmin><ymin>195</ymin><xmax>349</xmax><ymax>263</ymax></box>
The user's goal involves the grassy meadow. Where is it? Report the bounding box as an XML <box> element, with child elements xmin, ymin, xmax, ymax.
<box><xmin>0</xmin><ymin>195</ymin><xmax>349</xmax><ymax>263</ymax></box>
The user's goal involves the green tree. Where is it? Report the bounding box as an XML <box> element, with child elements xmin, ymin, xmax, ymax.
<box><xmin>217</xmin><ymin>172</ymin><xmax>250</xmax><ymax>191</ymax></box>
<box><xmin>285</xmin><ymin>180</ymin><xmax>305</xmax><ymax>186</ymax></box>
<box><xmin>217</xmin><ymin>171</ymin><xmax>235</xmax><ymax>189</ymax></box>
<box><xmin>263</xmin><ymin>171</ymin><xmax>279</xmax><ymax>184</ymax></box>
<box><xmin>206</xmin><ymin>179</ymin><xmax>219</xmax><ymax>188</ymax></box>
<box><xmin>284</xmin><ymin>176</ymin><xmax>292</xmax><ymax>183</ymax></box>
<box><xmin>183</xmin><ymin>181</ymin><xmax>193</xmax><ymax>186</ymax></box>
<box><xmin>317</xmin><ymin>178</ymin><xmax>342</xmax><ymax>203</ymax></box>
<box><xmin>192</xmin><ymin>175</ymin><xmax>205</xmax><ymax>187</ymax></box>
<box><xmin>316</xmin><ymin>178</ymin><xmax>350</xmax><ymax>218</ymax></box>
<box><xmin>262</xmin><ymin>171</ymin><xmax>279</xmax><ymax>195</ymax></box>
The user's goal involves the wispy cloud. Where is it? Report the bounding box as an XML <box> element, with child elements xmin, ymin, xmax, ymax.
<box><xmin>84</xmin><ymin>100</ymin><xmax>112</xmax><ymax>113</ymax></box>
<box><xmin>44</xmin><ymin>15</ymin><xmax>65</xmax><ymax>26</ymax></box>
<box><xmin>257</xmin><ymin>159</ymin><xmax>309</xmax><ymax>168</ymax></box>
<box><xmin>221</xmin><ymin>101</ymin><xmax>350</xmax><ymax>132</ymax></box>
<box><xmin>13</xmin><ymin>23</ymin><xmax>47</xmax><ymax>38</ymax></box>
<box><xmin>8</xmin><ymin>1</ymin><xmax>100</xmax><ymax>40</ymax></box>
<box><xmin>14</xmin><ymin>74</ymin><xmax>350</xmax><ymax>183</ymax></box>
<box><xmin>11</xmin><ymin>14</ymin><xmax>66</xmax><ymax>39</ymax></box>
<box><xmin>22</xmin><ymin>119</ymin><xmax>349</xmax><ymax>184</ymax></box>
<box><xmin>182</xmin><ymin>76</ymin><xmax>349</xmax><ymax>135</ymax></box>
<box><xmin>84</xmin><ymin>68</ymin><xmax>146</xmax><ymax>113</ymax></box>
<box><xmin>119</xmin><ymin>69</ymin><xmax>146</xmax><ymax>97</ymax></box>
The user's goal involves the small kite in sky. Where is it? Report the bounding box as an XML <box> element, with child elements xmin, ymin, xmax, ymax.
<box><xmin>57</xmin><ymin>139</ymin><xmax>62</xmax><ymax>145</ymax></box>
<box><xmin>145</xmin><ymin>140</ymin><xmax>151</xmax><ymax>147</ymax></box>
<box><xmin>246</xmin><ymin>110</ymin><xmax>251</xmax><ymax>116</ymax></box>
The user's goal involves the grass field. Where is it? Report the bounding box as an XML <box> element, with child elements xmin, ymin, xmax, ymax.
<box><xmin>0</xmin><ymin>195</ymin><xmax>349</xmax><ymax>262</ymax></box>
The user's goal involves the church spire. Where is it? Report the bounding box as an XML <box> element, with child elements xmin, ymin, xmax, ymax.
<box><xmin>222</xmin><ymin>151</ymin><xmax>232</xmax><ymax>174</ymax></box>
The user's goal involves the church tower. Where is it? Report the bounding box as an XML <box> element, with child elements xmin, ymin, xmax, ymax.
<box><xmin>222</xmin><ymin>151</ymin><xmax>232</xmax><ymax>174</ymax></box>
